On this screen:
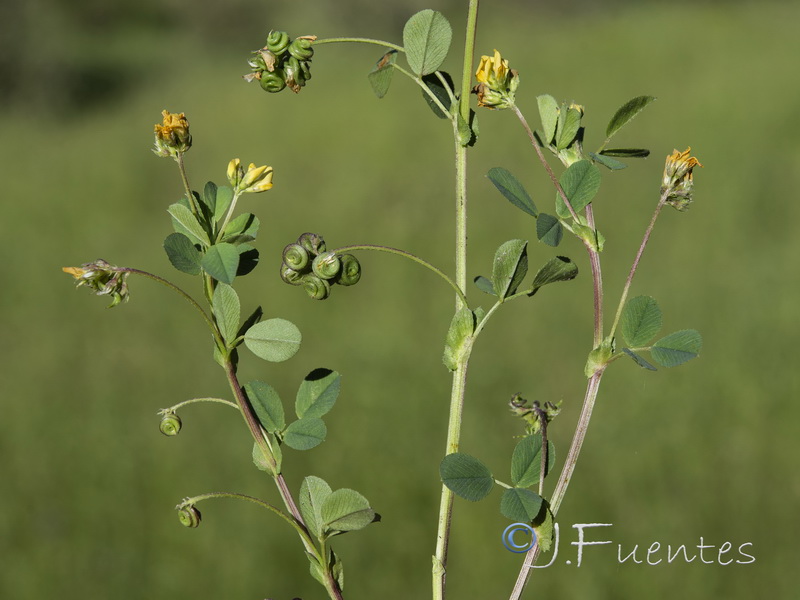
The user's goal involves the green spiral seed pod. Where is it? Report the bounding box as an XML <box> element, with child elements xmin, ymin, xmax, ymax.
<box><xmin>299</xmin><ymin>59</ymin><xmax>312</xmax><ymax>82</ymax></box>
<box><xmin>284</xmin><ymin>56</ymin><xmax>307</xmax><ymax>91</ymax></box>
<box><xmin>282</xmin><ymin>243</ymin><xmax>310</xmax><ymax>271</ymax></box>
<box><xmin>259</xmin><ymin>70</ymin><xmax>287</xmax><ymax>93</ymax></box>
<box><xmin>266</xmin><ymin>30</ymin><xmax>291</xmax><ymax>56</ymax></box>
<box><xmin>159</xmin><ymin>412</ymin><xmax>182</xmax><ymax>436</ymax></box>
<box><xmin>335</xmin><ymin>253</ymin><xmax>362</xmax><ymax>286</ymax></box>
<box><xmin>288</xmin><ymin>37</ymin><xmax>315</xmax><ymax>61</ymax></box>
<box><xmin>178</xmin><ymin>505</ymin><xmax>202</xmax><ymax>528</ymax></box>
<box><xmin>302</xmin><ymin>274</ymin><xmax>331</xmax><ymax>300</ymax></box>
<box><xmin>280</xmin><ymin>264</ymin><xmax>305</xmax><ymax>286</ymax></box>
<box><xmin>297</xmin><ymin>232</ymin><xmax>326</xmax><ymax>255</ymax></box>
<box><xmin>312</xmin><ymin>252</ymin><xmax>341</xmax><ymax>280</ymax></box>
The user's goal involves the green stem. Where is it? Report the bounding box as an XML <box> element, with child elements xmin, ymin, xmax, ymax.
<box><xmin>333</xmin><ymin>244</ymin><xmax>468</xmax><ymax>306</ymax></box>
<box><xmin>176</xmin><ymin>153</ymin><xmax>201</xmax><ymax>215</ymax></box>
<box><xmin>314</xmin><ymin>37</ymin><xmax>404</xmax><ymax>53</ymax></box>
<box><xmin>608</xmin><ymin>191</ymin><xmax>669</xmax><ymax>339</ymax></box>
<box><xmin>116</xmin><ymin>268</ymin><xmax>222</xmax><ymax>345</ymax></box>
<box><xmin>216</xmin><ymin>190</ymin><xmax>243</xmax><ymax>243</ymax></box>
<box><xmin>161</xmin><ymin>397</ymin><xmax>239</xmax><ymax>412</ymax></box>
<box><xmin>508</xmin><ymin>369</ymin><xmax>605</xmax><ymax>600</ymax></box>
<box><xmin>390</xmin><ymin>63</ymin><xmax>453</xmax><ymax>118</ymax></box>
<box><xmin>433</xmin><ymin>3</ymin><xmax>479</xmax><ymax>599</ymax></box>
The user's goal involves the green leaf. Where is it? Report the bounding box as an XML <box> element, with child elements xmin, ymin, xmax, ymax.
<box><xmin>537</xmin><ymin>95</ymin><xmax>559</xmax><ymax>145</ymax></box>
<box><xmin>473</xmin><ymin>275</ymin><xmax>496</xmax><ymax>296</ymax></box>
<box><xmin>442</xmin><ymin>307</ymin><xmax>475</xmax><ymax>371</ymax></box>
<box><xmin>368</xmin><ymin>50</ymin><xmax>397</xmax><ymax>99</ymax></box>
<box><xmin>600</xmin><ymin>148</ymin><xmax>651</xmax><ymax>158</ymax></box>
<box><xmin>321</xmin><ymin>488</ymin><xmax>375</xmax><ymax>534</ymax></box>
<box><xmin>500</xmin><ymin>488</ymin><xmax>544</xmax><ymax>523</ymax></box>
<box><xmin>622</xmin><ymin>348</ymin><xmax>657</xmax><ymax>371</ymax></box>
<box><xmin>168</xmin><ymin>203</ymin><xmax>210</xmax><ymax>246</ymax></box>
<box><xmin>222</xmin><ymin>213</ymin><xmax>260</xmax><ymax>244</ymax></box>
<box><xmin>534</xmin><ymin>505</ymin><xmax>555</xmax><ymax>552</ymax></box>
<box><xmin>299</xmin><ymin>476</ymin><xmax>332</xmax><ymax>539</ymax></box>
<box><xmin>201</xmin><ymin>242</ymin><xmax>240</xmax><ymax>284</ymax></box>
<box><xmin>555</xmin><ymin>160</ymin><xmax>601</xmax><ymax>219</ymax></box>
<box><xmin>651</xmin><ymin>330</ymin><xmax>702</xmax><ymax>367</ymax></box>
<box><xmin>163</xmin><ymin>232</ymin><xmax>203</xmax><ymax>275</ymax></box>
<box><xmin>456</xmin><ymin>109</ymin><xmax>478</xmax><ymax>147</ymax></box>
<box><xmin>284</xmin><ymin>417</ymin><xmax>326</xmax><ymax>450</ymax></box>
<box><xmin>244</xmin><ymin>318</ymin><xmax>302</xmax><ymax>362</ymax></box>
<box><xmin>572</xmin><ymin>223</ymin><xmax>605</xmax><ymax>252</ymax></box>
<box><xmin>555</xmin><ymin>106</ymin><xmax>582</xmax><ymax>150</ymax></box>
<box><xmin>212</xmin><ymin>283</ymin><xmax>240</xmax><ymax>344</ymax></box>
<box><xmin>536</xmin><ymin>213</ymin><xmax>563</xmax><ymax>247</ymax></box>
<box><xmin>605</xmin><ymin>95</ymin><xmax>656</xmax><ymax>140</ymax></box>
<box><xmin>589</xmin><ymin>152</ymin><xmax>627</xmax><ymax>171</ymax></box>
<box><xmin>403</xmin><ymin>9</ymin><xmax>452</xmax><ymax>76</ymax></box>
<box><xmin>531</xmin><ymin>256</ymin><xmax>578</xmax><ymax>290</ymax></box>
<box><xmin>511</xmin><ymin>435</ymin><xmax>556</xmax><ymax>488</ymax></box>
<box><xmin>440</xmin><ymin>453</ymin><xmax>493</xmax><ymax>502</ymax></box>
<box><xmin>621</xmin><ymin>295</ymin><xmax>662</xmax><ymax>347</ymax></box>
<box><xmin>296</xmin><ymin>368</ymin><xmax>340</xmax><ymax>419</ymax></box>
<box><xmin>244</xmin><ymin>380</ymin><xmax>285</xmax><ymax>433</ymax></box>
<box><xmin>492</xmin><ymin>239</ymin><xmax>528</xmax><ymax>300</ymax></box>
<box><xmin>421</xmin><ymin>71</ymin><xmax>454</xmax><ymax>119</ymax></box>
<box><xmin>213</xmin><ymin>186</ymin><xmax>234</xmax><ymax>223</ymax></box>
<box><xmin>201</xmin><ymin>181</ymin><xmax>217</xmax><ymax>213</ymax></box>
<box><xmin>487</xmin><ymin>167</ymin><xmax>537</xmax><ymax>217</ymax></box>
<box><xmin>252</xmin><ymin>441</ymin><xmax>271</xmax><ymax>472</ymax></box>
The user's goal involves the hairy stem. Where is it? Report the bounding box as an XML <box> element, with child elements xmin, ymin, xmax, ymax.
<box><xmin>433</xmin><ymin>3</ymin><xmax>479</xmax><ymax>599</ymax></box>
<box><xmin>314</xmin><ymin>37</ymin><xmax>404</xmax><ymax>52</ymax></box>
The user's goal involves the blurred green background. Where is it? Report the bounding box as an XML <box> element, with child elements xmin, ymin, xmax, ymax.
<box><xmin>3</xmin><ymin>0</ymin><xmax>798</xmax><ymax>598</ymax></box>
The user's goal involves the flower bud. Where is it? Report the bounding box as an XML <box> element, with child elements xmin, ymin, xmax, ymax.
<box><xmin>473</xmin><ymin>50</ymin><xmax>519</xmax><ymax>110</ymax></box>
<box><xmin>661</xmin><ymin>147</ymin><xmax>702</xmax><ymax>211</ymax></box>
<box><xmin>153</xmin><ymin>110</ymin><xmax>192</xmax><ymax>158</ymax></box>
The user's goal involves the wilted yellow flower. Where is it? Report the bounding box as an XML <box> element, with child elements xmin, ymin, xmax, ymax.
<box><xmin>473</xmin><ymin>49</ymin><xmax>519</xmax><ymax>109</ymax></box>
<box><xmin>153</xmin><ymin>110</ymin><xmax>192</xmax><ymax>157</ymax></box>
<box><xmin>662</xmin><ymin>147</ymin><xmax>702</xmax><ymax>211</ymax></box>
<box><xmin>62</xmin><ymin>259</ymin><xmax>130</xmax><ymax>307</ymax></box>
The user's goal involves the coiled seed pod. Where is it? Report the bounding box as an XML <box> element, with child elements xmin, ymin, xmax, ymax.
<box><xmin>259</xmin><ymin>70</ymin><xmax>286</xmax><ymax>93</ymax></box>
<box><xmin>302</xmin><ymin>274</ymin><xmax>331</xmax><ymax>300</ymax></box>
<box><xmin>159</xmin><ymin>412</ymin><xmax>182</xmax><ymax>436</ymax></box>
<box><xmin>178</xmin><ymin>505</ymin><xmax>202</xmax><ymax>528</ymax></box>
<box><xmin>312</xmin><ymin>252</ymin><xmax>341</xmax><ymax>280</ymax></box>
<box><xmin>335</xmin><ymin>254</ymin><xmax>362</xmax><ymax>286</ymax></box>
<box><xmin>297</xmin><ymin>232</ymin><xmax>326</xmax><ymax>255</ymax></box>
<box><xmin>299</xmin><ymin>60</ymin><xmax>312</xmax><ymax>83</ymax></box>
<box><xmin>266</xmin><ymin>30</ymin><xmax>291</xmax><ymax>56</ymax></box>
<box><xmin>280</xmin><ymin>264</ymin><xmax>304</xmax><ymax>286</ymax></box>
<box><xmin>284</xmin><ymin>56</ymin><xmax>306</xmax><ymax>92</ymax></box>
<box><xmin>288</xmin><ymin>37</ymin><xmax>315</xmax><ymax>61</ymax></box>
<box><xmin>282</xmin><ymin>243</ymin><xmax>310</xmax><ymax>272</ymax></box>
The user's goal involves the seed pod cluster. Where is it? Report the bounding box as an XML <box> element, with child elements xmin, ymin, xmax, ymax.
<box><xmin>247</xmin><ymin>31</ymin><xmax>317</xmax><ymax>94</ymax></box>
<box><xmin>280</xmin><ymin>233</ymin><xmax>361</xmax><ymax>300</ymax></box>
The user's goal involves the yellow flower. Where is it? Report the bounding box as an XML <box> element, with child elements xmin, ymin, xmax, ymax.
<box><xmin>228</xmin><ymin>158</ymin><xmax>274</xmax><ymax>193</ymax></box>
<box><xmin>153</xmin><ymin>110</ymin><xmax>192</xmax><ymax>157</ymax></box>
<box><xmin>62</xmin><ymin>260</ymin><xmax>130</xmax><ymax>307</ymax></box>
<box><xmin>473</xmin><ymin>50</ymin><xmax>519</xmax><ymax>110</ymax></box>
<box><xmin>662</xmin><ymin>148</ymin><xmax>702</xmax><ymax>211</ymax></box>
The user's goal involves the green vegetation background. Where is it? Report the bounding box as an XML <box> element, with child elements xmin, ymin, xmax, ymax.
<box><xmin>2</xmin><ymin>1</ymin><xmax>797</xmax><ymax>598</ymax></box>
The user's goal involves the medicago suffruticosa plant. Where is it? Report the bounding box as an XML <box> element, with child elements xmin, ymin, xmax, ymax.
<box><xmin>64</xmin><ymin>3</ymin><xmax>702</xmax><ymax>599</ymax></box>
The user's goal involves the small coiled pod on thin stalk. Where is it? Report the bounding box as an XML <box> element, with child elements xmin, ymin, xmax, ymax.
<box><xmin>335</xmin><ymin>254</ymin><xmax>362</xmax><ymax>286</ymax></box>
<box><xmin>159</xmin><ymin>411</ymin><xmax>182</xmax><ymax>436</ymax></box>
<box><xmin>266</xmin><ymin>30</ymin><xmax>291</xmax><ymax>57</ymax></box>
<box><xmin>284</xmin><ymin>56</ymin><xmax>308</xmax><ymax>92</ymax></box>
<box><xmin>177</xmin><ymin>504</ymin><xmax>202</xmax><ymax>528</ymax></box>
<box><xmin>280</xmin><ymin>264</ymin><xmax>305</xmax><ymax>286</ymax></box>
<box><xmin>297</xmin><ymin>232</ymin><xmax>326</xmax><ymax>255</ymax></box>
<box><xmin>259</xmin><ymin>70</ymin><xmax>286</xmax><ymax>93</ymax></box>
<box><xmin>282</xmin><ymin>243</ymin><xmax>311</xmax><ymax>272</ymax></box>
<box><xmin>312</xmin><ymin>252</ymin><xmax>341</xmax><ymax>280</ymax></box>
<box><xmin>288</xmin><ymin>37</ymin><xmax>315</xmax><ymax>61</ymax></box>
<box><xmin>302</xmin><ymin>274</ymin><xmax>331</xmax><ymax>300</ymax></box>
